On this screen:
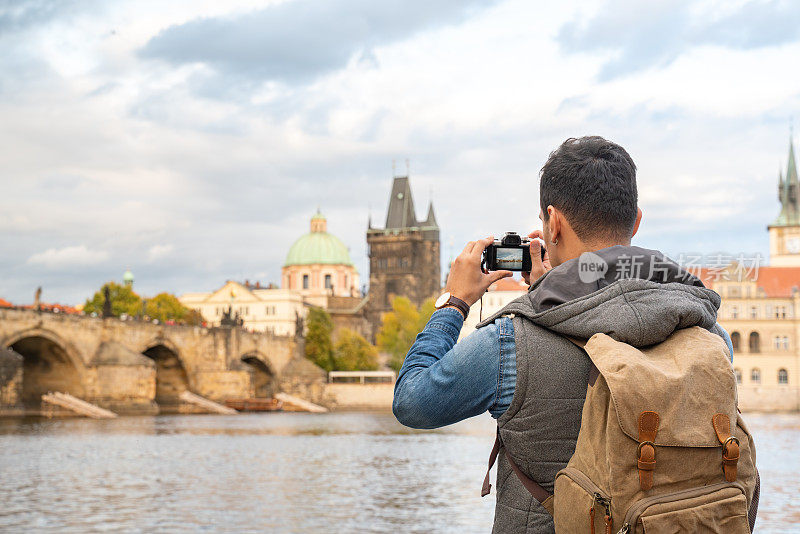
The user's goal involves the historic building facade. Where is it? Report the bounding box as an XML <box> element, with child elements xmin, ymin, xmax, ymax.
<box><xmin>366</xmin><ymin>175</ymin><xmax>441</xmax><ymax>335</ymax></box>
<box><xmin>179</xmin><ymin>280</ymin><xmax>305</xmax><ymax>336</ymax></box>
<box><xmin>712</xmin><ymin>267</ymin><xmax>800</xmax><ymax>411</ymax></box>
<box><xmin>181</xmin><ymin>211</ymin><xmax>371</xmax><ymax>340</ymax></box>
<box><xmin>282</xmin><ymin>211</ymin><xmax>361</xmax><ymax>307</ymax></box>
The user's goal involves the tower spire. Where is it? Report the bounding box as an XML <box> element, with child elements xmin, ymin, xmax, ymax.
<box><xmin>774</xmin><ymin>133</ymin><xmax>800</xmax><ymax>226</ymax></box>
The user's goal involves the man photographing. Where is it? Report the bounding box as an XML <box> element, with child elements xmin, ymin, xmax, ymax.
<box><xmin>392</xmin><ymin>136</ymin><xmax>736</xmax><ymax>533</ymax></box>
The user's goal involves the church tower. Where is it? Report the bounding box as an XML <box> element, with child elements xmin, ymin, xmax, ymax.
<box><xmin>768</xmin><ymin>135</ymin><xmax>800</xmax><ymax>266</ymax></box>
<box><xmin>366</xmin><ymin>174</ymin><xmax>441</xmax><ymax>336</ymax></box>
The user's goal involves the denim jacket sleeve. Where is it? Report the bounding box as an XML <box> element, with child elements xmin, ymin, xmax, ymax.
<box><xmin>393</xmin><ymin>307</ymin><xmax>516</xmax><ymax>429</ymax></box>
<box><xmin>718</xmin><ymin>323</ymin><xmax>734</xmax><ymax>361</ymax></box>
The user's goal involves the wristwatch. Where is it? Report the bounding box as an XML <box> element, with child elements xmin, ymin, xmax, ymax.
<box><xmin>435</xmin><ymin>292</ymin><xmax>470</xmax><ymax>319</ymax></box>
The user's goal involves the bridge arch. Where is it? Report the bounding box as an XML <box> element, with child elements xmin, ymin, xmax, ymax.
<box><xmin>1</xmin><ymin>328</ymin><xmax>86</xmax><ymax>408</ymax></box>
<box><xmin>142</xmin><ymin>340</ymin><xmax>190</xmax><ymax>413</ymax></box>
<box><xmin>240</xmin><ymin>351</ymin><xmax>277</xmax><ymax>398</ymax></box>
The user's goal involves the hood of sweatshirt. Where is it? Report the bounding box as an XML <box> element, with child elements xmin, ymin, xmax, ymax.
<box><xmin>478</xmin><ymin>245</ymin><xmax>724</xmax><ymax>347</ymax></box>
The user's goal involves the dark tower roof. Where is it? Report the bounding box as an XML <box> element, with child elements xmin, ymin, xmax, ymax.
<box><xmin>384</xmin><ymin>176</ymin><xmax>418</xmax><ymax>229</ymax></box>
<box><xmin>773</xmin><ymin>135</ymin><xmax>800</xmax><ymax>227</ymax></box>
<box><xmin>381</xmin><ymin>176</ymin><xmax>439</xmax><ymax>230</ymax></box>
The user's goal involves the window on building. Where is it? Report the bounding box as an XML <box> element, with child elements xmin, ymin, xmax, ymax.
<box><xmin>325</xmin><ymin>274</ymin><xmax>332</xmax><ymax>289</ymax></box>
<box><xmin>734</xmin><ymin>368</ymin><xmax>742</xmax><ymax>384</ymax></box>
<box><xmin>774</xmin><ymin>336</ymin><xmax>782</xmax><ymax>350</ymax></box>
<box><xmin>386</xmin><ymin>280</ymin><xmax>398</xmax><ymax>305</ymax></box>
<box><xmin>775</xmin><ymin>306</ymin><xmax>786</xmax><ymax>319</ymax></box>
<box><xmin>730</xmin><ymin>331</ymin><xmax>740</xmax><ymax>351</ymax></box>
<box><xmin>748</xmin><ymin>332</ymin><xmax>760</xmax><ymax>353</ymax></box>
<box><xmin>783</xmin><ymin>336</ymin><xmax>790</xmax><ymax>350</ymax></box>
<box><xmin>778</xmin><ymin>369</ymin><xmax>789</xmax><ymax>385</ymax></box>
<box><xmin>303</xmin><ymin>274</ymin><xmax>309</xmax><ymax>289</ymax></box>
<box><xmin>750</xmin><ymin>368</ymin><xmax>761</xmax><ymax>384</ymax></box>
<box><xmin>750</xmin><ymin>306</ymin><xmax>758</xmax><ymax>319</ymax></box>
<box><xmin>730</xmin><ymin>306</ymin><xmax>738</xmax><ymax>319</ymax></box>
<box><xmin>344</xmin><ymin>274</ymin><xmax>349</xmax><ymax>289</ymax></box>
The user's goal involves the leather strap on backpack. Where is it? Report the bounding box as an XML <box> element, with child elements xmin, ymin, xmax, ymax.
<box><xmin>481</xmin><ymin>431</ymin><xmax>502</xmax><ymax>497</ymax></box>
<box><xmin>481</xmin><ymin>431</ymin><xmax>554</xmax><ymax>515</ymax></box>
<box><xmin>712</xmin><ymin>413</ymin><xmax>739</xmax><ymax>482</ymax></box>
<box><xmin>637</xmin><ymin>411</ymin><xmax>660</xmax><ymax>491</ymax></box>
<box><xmin>481</xmin><ymin>336</ymin><xmax>593</xmax><ymax>516</ymax></box>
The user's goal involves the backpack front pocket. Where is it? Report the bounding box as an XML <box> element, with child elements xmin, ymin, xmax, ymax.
<box><xmin>554</xmin><ymin>467</ymin><xmax>612</xmax><ymax>533</ymax></box>
<box><xmin>618</xmin><ymin>482</ymin><xmax>749</xmax><ymax>534</ymax></box>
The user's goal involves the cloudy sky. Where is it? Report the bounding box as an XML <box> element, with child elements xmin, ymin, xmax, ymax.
<box><xmin>2</xmin><ymin>0</ymin><xmax>799</xmax><ymax>305</ymax></box>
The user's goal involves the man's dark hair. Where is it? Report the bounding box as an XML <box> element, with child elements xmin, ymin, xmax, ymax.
<box><xmin>540</xmin><ymin>136</ymin><xmax>638</xmax><ymax>244</ymax></box>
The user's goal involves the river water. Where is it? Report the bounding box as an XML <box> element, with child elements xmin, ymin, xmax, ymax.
<box><xmin>0</xmin><ymin>411</ymin><xmax>797</xmax><ymax>533</ymax></box>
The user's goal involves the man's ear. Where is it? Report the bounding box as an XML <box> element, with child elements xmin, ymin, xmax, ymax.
<box><xmin>631</xmin><ymin>208</ymin><xmax>643</xmax><ymax>238</ymax></box>
<box><xmin>547</xmin><ymin>205</ymin><xmax>561</xmax><ymax>243</ymax></box>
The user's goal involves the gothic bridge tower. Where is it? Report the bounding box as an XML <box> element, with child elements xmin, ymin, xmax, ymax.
<box><xmin>366</xmin><ymin>175</ymin><xmax>441</xmax><ymax>336</ymax></box>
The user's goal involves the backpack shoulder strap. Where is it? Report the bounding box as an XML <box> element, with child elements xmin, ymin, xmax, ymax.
<box><xmin>480</xmin><ymin>335</ymin><xmax>596</xmax><ymax>515</ymax></box>
<box><xmin>481</xmin><ymin>430</ymin><xmax>554</xmax><ymax>515</ymax></box>
<box><xmin>566</xmin><ymin>336</ymin><xmax>600</xmax><ymax>386</ymax></box>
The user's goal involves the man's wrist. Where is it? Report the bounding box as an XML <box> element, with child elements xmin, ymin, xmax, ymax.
<box><xmin>442</xmin><ymin>304</ymin><xmax>467</xmax><ymax>319</ymax></box>
<box><xmin>435</xmin><ymin>292</ymin><xmax>470</xmax><ymax>318</ymax></box>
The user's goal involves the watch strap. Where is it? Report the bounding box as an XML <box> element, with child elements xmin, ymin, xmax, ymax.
<box><xmin>445</xmin><ymin>295</ymin><xmax>470</xmax><ymax>319</ymax></box>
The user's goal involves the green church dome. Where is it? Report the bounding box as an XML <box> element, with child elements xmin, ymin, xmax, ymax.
<box><xmin>284</xmin><ymin>211</ymin><xmax>354</xmax><ymax>267</ymax></box>
<box><xmin>123</xmin><ymin>269</ymin><xmax>134</xmax><ymax>282</ymax></box>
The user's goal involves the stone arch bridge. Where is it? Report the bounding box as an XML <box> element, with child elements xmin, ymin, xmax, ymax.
<box><xmin>0</xmin><ymin>308</ymin><xmax>322</xmax><ymax>415</ymax></box>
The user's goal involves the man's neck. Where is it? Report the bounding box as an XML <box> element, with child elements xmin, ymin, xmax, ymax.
<box><xmin>560</xmin><ymin>239</ymin><xmax>629</xmax><ymax>264</ymax></box>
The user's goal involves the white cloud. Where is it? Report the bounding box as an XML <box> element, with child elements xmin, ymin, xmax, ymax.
<box><xmin>1</xmin><ymin>0</ymin><xmax>798</xmax><ymax>304</ymax></box>
<box><xmin>27</xmin><ymin>245</ymin><xmax>110</xmax><ymax>269</ymax></box>
<box><xmin>147</xmin><ymin>244</ymin><xmax>174</xmax><ymax>262</ymax></box>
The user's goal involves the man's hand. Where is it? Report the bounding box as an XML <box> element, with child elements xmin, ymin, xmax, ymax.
<box><xmin>522</xmin><ymin>230</ymin><xmax>552</xmax><ymax>285</ymax></box>
<box><xmin>445</xmin><ymin>236</ymin><xmax>512</xmax><ymax>306</ymax></box>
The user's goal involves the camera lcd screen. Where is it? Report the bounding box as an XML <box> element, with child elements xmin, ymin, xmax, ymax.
<box><xmin>495</xmin><ymin>247</ymin><xmax>524</xmax><ymax>269</ymax></box>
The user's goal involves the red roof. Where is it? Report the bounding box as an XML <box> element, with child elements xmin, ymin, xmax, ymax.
<box><xmin>692</xmin><ymin>265</ymin><xmax>800</xmax><ymax>298</ymax></box>
<box><xmin>753</xmin><ymin>267</ymin><xmax>800</xmax><ymax>297</ymax></box>
<box><xmin>0</xmin><ymin>298</ymin><xmax>12</xmax><ymax>308</ymax></box>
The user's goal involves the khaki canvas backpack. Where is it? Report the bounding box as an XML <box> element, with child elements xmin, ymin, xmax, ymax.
<box><xmin>487</xmin><ymin>326</ymin><xmax>759</xmax><ymax>533</ymax></box>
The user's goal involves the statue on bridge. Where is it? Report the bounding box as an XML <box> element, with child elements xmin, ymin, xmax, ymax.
<box><xmin>294</xmin><ymin>311</ymin><xmax>305</xmax><ymax>339</ymax></box>
<box><xmin>102</xmin><ymin>286</ymin><xmax>113</xmax><ymax>318</ymax></box>
<box><xmin>220</xmin><ymin>305</ymin><xmax>244</xmax><ymax>327</ymax></box>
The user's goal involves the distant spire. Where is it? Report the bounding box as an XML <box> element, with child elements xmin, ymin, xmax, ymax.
<box><xmin>424</xmin><ymin>200</ymin><xmax>438</xmax><ymax>228</ymax></box>
<box><xmin>787</xmin><ymin>134</ymin><xmax>798</xmax><ymax>184</ymax></box>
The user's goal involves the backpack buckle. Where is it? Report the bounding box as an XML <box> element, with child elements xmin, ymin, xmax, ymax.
<box><xmin>636</xmin><ymin>440</ymin><xmax>656</xmax><ymax>457</ymax></box>
<box><xmin>637</xmin><ymin>412</ymin><xmax>660</xmax><ymax>490</ymax></box>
